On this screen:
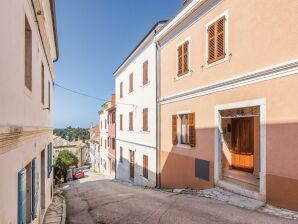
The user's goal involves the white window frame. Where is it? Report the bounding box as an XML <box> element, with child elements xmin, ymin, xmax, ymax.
<box><xmin>176</xmin><ymin>36</ymin><xmax>192</xmax><ymax>80</ymax></box>
<box><xmin>205</xmin><ymin>10</ymin><xmax>229</xmax><ymax>68</ymax></box>
<box><xmin>176</xmin><ymin>110</ymin><xmax>191</xmax><ymax>148</ymax></box>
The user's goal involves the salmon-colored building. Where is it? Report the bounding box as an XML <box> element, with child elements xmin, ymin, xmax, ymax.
<box><xmin>107</xmin><ymin>94</ymin><xmax>116</xmax><ymax>177</ymax></box>
<box><xmin>156</xmin><ymin>0</ymin><xmax>298</xmax><ymax>211</ymax></box>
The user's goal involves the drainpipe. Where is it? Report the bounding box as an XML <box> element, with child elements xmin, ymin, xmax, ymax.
<box><xmin>156</xmin><ymin>40</ymin><xmax>161</xmax><ymax>188</ymax></box>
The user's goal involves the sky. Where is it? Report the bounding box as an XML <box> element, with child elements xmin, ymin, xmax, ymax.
<box><xmin>53</xmin><ymin>0</ymin><xmax>182</xmax><ymax>129</ymax></box>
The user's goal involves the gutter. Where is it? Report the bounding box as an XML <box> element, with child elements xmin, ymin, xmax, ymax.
<box><xmin>156</xmin><ymin>40</ymin><xmax>161</xmax><ymax>188</ymax></box>
<box><xmin>49</xmin><ymin>0</ymin><xmax>59</xmax><ymax>62</ymax></box>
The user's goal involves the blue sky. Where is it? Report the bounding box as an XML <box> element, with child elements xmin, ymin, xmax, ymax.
<box><xmin>53</xmin><ymin>0</ymin><xmax>182</xmax><ymax>128</ymax></box>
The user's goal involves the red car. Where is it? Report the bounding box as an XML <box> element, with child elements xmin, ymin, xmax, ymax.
<box><xmin>72</xmin><ymin>168</ymin><xmax>85</xmax><ymax>180</ymax></box>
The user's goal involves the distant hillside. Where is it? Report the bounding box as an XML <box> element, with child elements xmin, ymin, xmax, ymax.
<box><xmin>54</xmin><ymin>126</ymin><xmax>90</xmax><ymax>142</ymax></box>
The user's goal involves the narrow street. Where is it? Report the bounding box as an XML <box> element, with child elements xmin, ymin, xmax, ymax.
<box><xmin>62</xmin><ymin>173</ymin><xmax>297</xmax><ymax>224</ymax></box>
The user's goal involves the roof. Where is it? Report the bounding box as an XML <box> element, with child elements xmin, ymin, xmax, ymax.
<box><xmin>50</xmin><ymin>0</ymin><xmax>59</xmax><ymax>61</ymax></box>
<box><xmin>155</xmin><ymin>0</ymin><xmax>208</xmax><ymax>41</ymax></box>
<box><xmin>113</xmin><ymin>20</ymin><xmax>167</xmax><ymax>75</ymax></box>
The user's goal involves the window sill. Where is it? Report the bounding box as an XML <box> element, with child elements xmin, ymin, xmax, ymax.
<box><xmin>176</xmin><ymin>144</ymin><xmax>191</xmax><ymax>149</ymax></box>
<box><xmin>140</xmin><ymin>130</ymin><xmax>150</xmax><ymax>134</ymax></box>
<box><xmin>204</xmin><ymin>56</ymin><xmax>229</xmax><ymax>69</ymax></box>
<box><xmin>175</xmin><ymin>71</ymin><xmax>192</xmax><ymax>81</ymax></box>
<box><xmin>141</xmin><ymin>81</ymin><xmax>150</xmax><ymax>88</ymax></box>
<box><xmin>24</xmin><ymin>87</ymin><xmax>32</xmax><ymax>97</ymax></box>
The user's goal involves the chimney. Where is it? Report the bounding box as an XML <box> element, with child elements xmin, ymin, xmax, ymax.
<box><xmin>183</xmin><ymin>0</ymin><xmax>190</xmax><ymax>5</ymax></box>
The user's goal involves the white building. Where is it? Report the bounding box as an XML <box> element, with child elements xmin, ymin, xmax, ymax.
<box><xmin>0</xmin><ymin>0</ymin><xmax>58</xmax><ymax>223</ymax></box>
<box><xmin>99</xmin><ymin>101</ymin><xmax>111</xmax><ymax>175</ymax></box>
<box><xmin>114</xmin><ymin>21</ymin><xmax>166</xmax><ymax>187</ymax></box>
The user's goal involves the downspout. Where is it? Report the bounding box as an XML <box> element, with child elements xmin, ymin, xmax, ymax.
<box><xmin>156</xmin><ymin>40</ymin><xmax>161</xmax><ymax>188</ymax></box>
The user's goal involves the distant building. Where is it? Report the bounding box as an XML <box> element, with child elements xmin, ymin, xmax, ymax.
<box><xmin>114</xmin><ymin>21</ymin><xmax>166</xmax><ymax>187</ymax></box>
<box><xmin>88</xmin><ymin>124</ymin><xmax>100</xmax><ymax>171</ymax></box>
<box><xmin>0</xmin><ymin>0</ymin><xmax>59</xmax><ymax>223</ymax></box>
<box><xmin>99</xmin><ymin>101</ymin><xmax>111</xmax><ymax>175</ymax></box>
<box><xmin>53</xmin><ymin>136</ymin><xmax>88</xmax><ymax>167</ymax></box>
<box><xmin>107</xmin><ymin>94</ymin><xmax>116</xmax><ymax>177</ymax></box>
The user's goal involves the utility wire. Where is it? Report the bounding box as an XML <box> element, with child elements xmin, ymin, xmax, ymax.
<box><xmin>53</xmin><ymin>82</ymin><xmax>135</xmax><ymax>107</ymax></box>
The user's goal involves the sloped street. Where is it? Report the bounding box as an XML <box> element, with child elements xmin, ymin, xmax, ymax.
<box><xmin>62</xmin><ymin>173</ymin><xmax>297</xmax><ymax>224</ymax></box>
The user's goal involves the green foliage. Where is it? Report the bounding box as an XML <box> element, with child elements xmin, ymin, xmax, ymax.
<box><xmin>54</xmin><ymin>126</ymin><xmax>90</xmax><ymax>142</ymax></box>
<box><xmin>54</xmin><ymin>150</ymin><xmax>79</xmax><ymax>182</ymax></box>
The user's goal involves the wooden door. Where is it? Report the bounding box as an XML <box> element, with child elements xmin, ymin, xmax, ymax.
<box><xmin>231</xmin><ymin>117</ymin><xmax>254</xmax><ymax>172</ymax></box>
<box><xmin>130</xmin><ymin>150</ymin><xmax>134</xmax><ymax>178</ymax></box>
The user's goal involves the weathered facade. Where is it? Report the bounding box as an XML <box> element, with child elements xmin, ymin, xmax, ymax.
<box><xmin>156</xmin><ymin>0</ymin><xmax>298</xmax><ymax>211</ymax></box>
<box><xmin>0</xmin><ymin>0</ymin><xmax>59</xmax><ymax>223</ymax></box>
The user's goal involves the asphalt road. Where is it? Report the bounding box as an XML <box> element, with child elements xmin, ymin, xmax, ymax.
<box><xmin>63</xmin><ymin>172</ymin><xmax>297</xmax><ymax>224</ymax></box>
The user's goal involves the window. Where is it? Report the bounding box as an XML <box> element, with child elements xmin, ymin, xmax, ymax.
<box><xmin>105</xmin><ymin>119</ymin><xmax>106</xmax><ymax>128</ymax></box>
<box><xmin>47</xmin><ymin>143</ymin><xmax>53</xmax><ymax>177</ymax></box>
<box><xmin>41</xmin><ymin>63</ymin><xmax>44</xmax><ymax>104</ymax></box>
<box><xmin>25</xmin><ymin>16</ymin><xmax>32</xmax><ymax>91</ymax></box>
<box><xmin>207</xmin><ymin>16</ymin><xmax>225</xmax><ymax>64</ymax></box>
<box><xmin>143</xmin><ymin>60</ymin><xmax>148</xmax><ymax>85</ymax></box>
<box><xmin>129</xmin><ymin>73</ymin><xmax>133</xmax><ymax>93</ymax></box>
<box><xmin>112</xmin><ymin>138</ymin><xmax>115</xmax><ymax>150</ymax></box>
<box><xmin>105</xmin><ymin>139</ymin><xmax>106</xmax><ymax>148</ymax></box>
<box><xmin>172</xmin><ymin>113</ymin><xmax>196</xmax><ymax>147</ymax></box>
<box><xmin>120</xmin><ymin>114</ymin><xmax>123</xmax><ymax>131</ymax></box>
<box><xmin>101</xmin><ymin>138</ymin><xmax>102</xmax><ymax>146</ymax></box>
<box><xmin>120</xmin><ymin>147</ymin><xmax>123</xmax><ymax>163</ymax></box>
<box><xmin>108</xmin><ymin>137</ymin><xmax>110</xmax><ymax>147</ymax></box>
<box><xmin>177</xmin><ymin>41</ymin><xmax>189</xmax><ymax>77</ymax></box>
<box><xmin>120</xmin><ymin>82</ymin><xmax>123</xmax><ymax>98</ymax></box>
<box><xmin>143</xmin><ymin>108</ymin><xmax>148</xmax><ymax>131</ymax></box>
<box><xmin>112</xmin><ymin>112</ymin><xmax>115</xmax><ymax>124</ymax></box>
<box><xmin>48</xmin><ymin>81</ymin><xmax>51</xmax><ymax>110</ymax></box>
<box><xmin>129</xmin><ymin>112</ymin><xmax>133</xmax><ymax>131</ymax></box>
<box><xmin>143</xmin><ymin>155</ymin><xmax>148</xmax><ymax>179</ymax></box>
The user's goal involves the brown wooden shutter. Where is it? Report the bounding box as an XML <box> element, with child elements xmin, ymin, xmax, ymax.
<box><xmin>189</xmin><ymin>112</ymin><xmax>196</xmax><ymax>147</ymax></box>
<box><xmin>143</xmin><ymin>61</ymin><xmax>148</xmax><ymax>85</ymax></box>
<box><xmin>183</xmin><ymin>41</ymin><xmax>189</xmax><ymax>74</ymax></box>
<box><xmin>172</xmin><ymin>115</ymin><xmax>178</xmax><ymax>145</ymax></box>
<box><xmin>120</xmin><ymin>114</ymin><xmax>123</xmax><ymax>130</ymax></box>
<box><xmin>120</xmin><ymin>82</ymin><xmax>123</xmax><ymax>98</ymax></box>
<box><xmin>208</xmin><ymin>16</ymin><xmax>225</xmax><ymax>64</ymax></box>
<box><xmin>178</xmin><ymin>45</ymin><xmax>183</xmax><ymax>76</ymax></box>
<box><xmin>143</xmin><ymin>108</ymin><xmax>148</xmax><ymax>131</ymax></box>
<box><xmin>41</xmin><ymin>63</ymin><xmax>44</xmax><ymax>104</ymax></box>
<box><xmin>129</xmin><ymin>73</ymin><xmax>133</xmax><ymax>92</ymax></box>
<box><xmin>208</xmin><ymin>23</ymin><xmax>216</xmax><ymax>63</ymax></box>
<box><xmin>143</xmin><ymin>155</ymin><xmax>148</xmax><ymax>178</ymax></box>
<box><xmin>216</xmin><ymin>17</ymin><xmax>225</xmax><ymax>60</ymax></box>
<box><xmin>129</xmin><ymin>112</ymin><xmax>133</xmax><ymax>130</ymax></box>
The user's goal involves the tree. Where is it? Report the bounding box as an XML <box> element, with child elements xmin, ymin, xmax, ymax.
<box><xmin>54</xmin><ymin>150</ymin><xmax>78</xmax><ymax>183</ymax></box>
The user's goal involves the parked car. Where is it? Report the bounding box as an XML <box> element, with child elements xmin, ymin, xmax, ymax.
<box><xmin>84</xmin><ymin>162</ymin><xmax>92</xmax><ymax>169</ymax></box>
<box><xmin>72</xmin><ymin>168</ymin><xmax>85</xmax><ymax>180</ymax></box>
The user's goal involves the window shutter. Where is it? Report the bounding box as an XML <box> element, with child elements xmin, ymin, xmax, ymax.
<box><xmin>216</xmin><ymin>17</ymin><xmax>225</xmax><ymax>60</ymax></box>
<box><xmin>208</xmin><ymin>17</ymin><xmax>225</xmax><ymax>64</ymax></box>
<box><xmin>143</xmin><ymin>108</ymin><xmax>148</xmax><ymax>131</ymax></box>
<box><xmin>120</xmin><ymin>82</ymin><xmax>123</xmax><ymax>98</ymax></box>
<box><xmin>178</xmin><ymin>45</ymin><xmax>183</xmax><ymax>76</ymax></box>
<box><xmin>120</xmin><ymin>114</ymin><xmax>123</xmax><ymax>130</ymax></box>
<box><xmin>172</xmin><ymin>115</ymin><xmax>178</xmax><ymax>145</ymax></box>
<box><xmin>208</xmin><ymin>23</ymin><xmax>216</xmax><ymax>63</ymax></box>
<box><xmin>48</xmin><ymin>143</ymin><xmax>52</xmax><ymax>178</ymax></box>
<box><xmin>183</xmin><ymin>41</ymin><xmax>189</xmax><ymax>74</ymax></box>
<box><xmin>120</xmin><ymin>147</ymin><xmax>123</xmax><ymax>162</ymax></box>
<box><xmin>189</xmin><ymin>112</ymin><xmax>196</xmax><ymax>147</ymax></box>
<box><xmin>31</xmin><ymin>158</ymin><xmax>37</xmax><ymax>219</ymax></box>
<box><xmin>143</xmin><ymin>61</ymin><xmax>148</xmax><ymax>85</ymax></box>
<box><xmin>18</xmin><ymin>168</ymin><xmax>26</xmax><ymax>224</ymax></box>
<box><xmin>143</xmin><ymin>155</ymin><xmax>148</xmax><ymax>178</ymax></box>
<box><xmin>129</xmin><ymin>112</ymin><xmax>133</xmax><ymax>130</ymax></box>
<box><xmin>129</xmin><ymin>73</ymin><xmax>133</xmax><ymax>92</ymax></box>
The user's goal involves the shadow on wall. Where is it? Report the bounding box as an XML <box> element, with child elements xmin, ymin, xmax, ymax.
<box><xmin>116</xmin><ymin>156</ymin><xmax>156</xmax><ymax>187</ymax></box>
<box><xmin>159</xmin><ymin>122</ymin><xmax>298</xmax><ymax>211</ymax></box>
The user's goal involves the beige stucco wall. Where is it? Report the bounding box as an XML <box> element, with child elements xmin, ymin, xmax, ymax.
<box><xmin>159</xmin><ymin>0</ymin><xmax>298</xmax><ymax>99</ymax></box>
<box><xmin>0</xmin><ymin>0</ymin><xmax>57</xmax><ymax>222</ymax></box>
